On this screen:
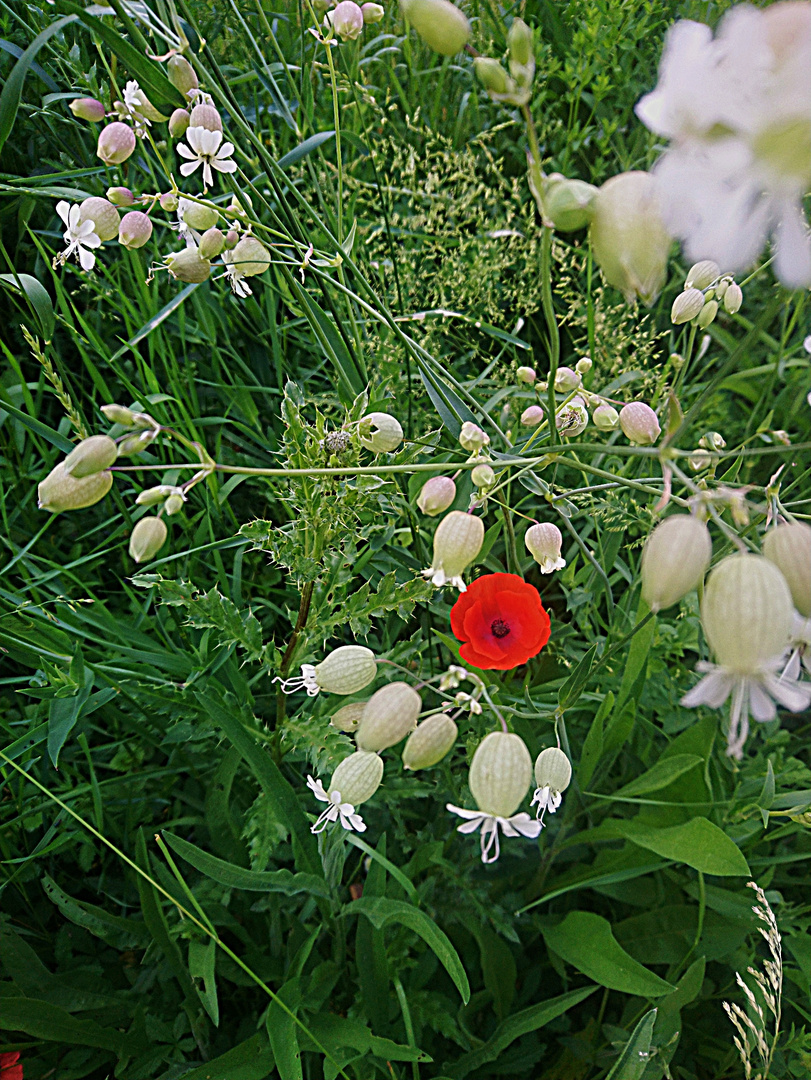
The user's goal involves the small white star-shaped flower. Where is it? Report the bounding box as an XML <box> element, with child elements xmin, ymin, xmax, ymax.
<box><xmin>307</xmin><ymin>775</ymin><xmax>366</xmax><ymax>834</ymax></box>
<box><xmin>446</xmin><ymin>804</ymin><xmax>541</xmax><ymax>863</ymax></box>
<box><xmin>177</xmin><ymin>126</ymin><xmax>236</xmax><ymax>190</ymax></box>
<box><xmin>52</xmin><ymin>201</ymin><xmax>101</xmax><ymax>271</ymax></box>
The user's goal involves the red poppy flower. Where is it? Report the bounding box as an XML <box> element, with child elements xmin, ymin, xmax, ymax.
<box><xmin>0</xmin><ymin>1052</ymin><xmax>23</xmax><ymax>1080</ymax></box>
<box><xmin>450</xmin><ymin>572</ymin><xmax>551</xmax><ymax>670</ymax></box>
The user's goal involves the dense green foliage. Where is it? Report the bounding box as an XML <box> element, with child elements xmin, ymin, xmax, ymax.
<box><xmin>1</xmin><ymin>1</ymin><xmax>810</xmax><ymax>1078</ymax></box>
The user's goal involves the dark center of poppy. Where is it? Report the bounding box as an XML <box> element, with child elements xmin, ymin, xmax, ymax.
<box><xmin>491</xmin><ymin>618</ymin><xmax>510</xmax><ymax>638</ymax></box>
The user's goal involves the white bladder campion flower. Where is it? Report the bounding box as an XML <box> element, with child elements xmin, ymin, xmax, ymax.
<box><xmin>306</xmin><ymin>776</ymin><xmax>366</xmax><ymax>833</ymax></box>
<box><xmin>637</xmin><ymin>2</ymin><xmax>811</xmax><ymax>288</ymax></box>
<box><xmin>177</xmin><ymin>126</ymin><xmax>236</xmax><ymax>189</ymax></box>
<box><xmin>53</xmin><ymin>201</ymin><xmax>101</xmax><ymax>271</ymax></box>
<box><xmin>530</xmin><ymin>747</ymin><xmax>572</xmax><ymax>823</ymax></box>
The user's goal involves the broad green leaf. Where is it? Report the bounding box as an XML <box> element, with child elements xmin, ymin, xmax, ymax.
<box><xmin>617</xmin><ymin>817</ymin><xmax>750</xmax><ymax>877</ymax></box>
<box><xmin>47</xmin><ymin>666</ymin><xmax>93</xmax><ymax>767</ymax></box>
<box><xmin>578</xmin><ymin>691</ymin><xmax>612</xmax><ymax>788</ymax></box>
<box><xmin>0</xmin><ymin>996</ymin><xmax>140</xmax><ymax>1052</ymax></box>
<box><xmin>345</xmin><ymin>896</ymin><xmax>470</xmax><ymax>1004</ymax></box>
<box><xmin>653</xmin><ymin>957</ymin><xmax>705</xmax><ymax>1049</ymax></box>
<box><xmin>0</xmin><ymin>15</ymin><xmax>77</xmax><ymax>154</ymax></box>
<box><xmin>178</xmin><ymin>1033</ymin><xmax>274</xmax><ymax>1080</ymax></box>
<box><xmin>447</xmin><ymin>987</ymin><xmax>596</xmax><ymax>1079</ymax></box>
<box><xmin>346</xmin><ymin>832</ymin><xmax>418</xmax><ymax>901</ymax></box>
<box><xmin>278</xmin><ymin>130</ymin><xmax>336</xmax><ymax>170</ymax></box>
<box><xmin>605</xmin><ymin>1008</ymin><xmax>657</xmax><ymax>1080</ymax></box>
<box><xmin>41</xmin><ymin>874</ymin><xmax>150</xmax><ymax>948</ymax></box>
<box><xmin>543</xmin><ymin>912</ymin><xmax>674</xmax><ymax>996</ymax></box>
<box><xmin>614</xmin><ymin>755</ymin><xmax>703</xmax><ymax>798</ymax></box>
<box><xmin>266</xmin><ymin>981</ymin><xmax>303</xmax><ymax>1080</ymax></box>
<box><xmin>300</xmin><ymin>1014</ymin><xmax>432</xmax><ymax>1062</ymax></box>
<box><xmin>163</xmin><ymin>831</ymin><xmax>331</xmax><ymax>898</ymax></box>
<box><xmin>189</xmin><ymin>938</ymin><xmax>219</xmax><ymax>1026</ymax></box>
<box><xmin>558</xmin><ymin>643</ymin><xmax>598</xmax><ymax>711</ymax></box>
<box><xmin>0</xmin><ymin>272</ymin><xmax>55</xmax><ymax>341</ymax></box>
<box><xmin>615</xmin><ymin>603</ymin><xmax>656</xmax><ymax>712</ymax></box>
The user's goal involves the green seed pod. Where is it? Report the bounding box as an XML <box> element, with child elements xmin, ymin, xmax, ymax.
<box><xmin>402</xmin><ymin>713</ymin><xmax>457</xmax><ymax>770</ymax></box>
<box><xmin>164</xmin><ymin>493</ymin><xmax>185</xmax><ymax>515</ymax></box>
<box><xmin>63</xmin><ymin>435</ymin><xmax>117</xmax><ymax>478</ymax></box>
<box><xmin>685</xmin><ymin>260</ymin><xmax>720</xmax><ymax>290</ymax></box>
<box><xmin>417</xmin><ymin>476</ymin><xmax>456</xmax><ymax>516</ymax></box>
<box><xmin>179</xmin><ymin>198</ymin><xmax>219</xmax><ymax>232</ymax></box>
<box><xmin>189</xmin><ymin>103</ymin><xmax>222</xmax><ymax>132</ymax></box>
<box><xmin>619</xmin><ymin>401</ymin><xmax>660</xmax><ymax>446</ymax></box>
<box><xmin>117</xmin><ymin>429</ymin><xmax>157</xmax><ymax>456</ymax></box>
<box><xmin>229</xmin><ymin>236</ymin><xmax>271</xmax><ymax>277</ymax></box>
<box><xmin>198</xmin><ymin>227</ymin><xmax>226</xmax><ymax>260</ymax></box>
<box><xmin>641</xmin><ymin>515</ymin><xmax>712</xmax><ymax>612</ymax></box>
<box><xmin>400</xmin><ymin>0</ymin><xmax>470</xmax><ymax>56</ymax></box>
<box><xmin>696</xmin><ymin>298</ymin><xmax>718</xmax><ymax>328</ymax></box>
<box><xmin>723</xmin><ymin>282</ymin><xmax>743</xmax><ymax>314</ymax></box>
<box><xmin>129</xmin><ymin>516</ymin><xmax>168</xmax><ymax>562</ymax></box>
<box><xmin>314</xmin><ymin>645</ymin><xmax>377</xmax><ymax>695</ymax></box>
<box><xmin>533</xmin><ymin>747</ymin><xmax>572</xmax><ymax>793</ymax></box>
<box><xmin>516</xmin><ymin>366</ymin><xmax>536</xmax><ymax>384</ymax></box>
<box><xmin>702</xmin><ymin>553</ymin><xmax>794</xmax><ymax>672</ymax></box>
<box><xmin>473</xmin><ymin>57</ymin><xmax>513</xmax><ymax>97</ymax></box>
<box><xmin>106</xmin><ymin>186</ymin><xmax>135</xmax><ymax>207</ymax></box>
<box><xmin>542</xmin><ymin>175</ymin><xmax>598</xmax><ymax>232</ymax></box>
<box><xmin>592</xmin><ymin>403</ymin><xmax>619</xmax><ymax>430</ymax></box>
<box><xmin>165</xmin><ymin>247</ymin><xmax>212</xmax><ymax>283</ymax></box>
<box><xmin>328</xmin><ymin>750</ymin><xmax>384</xmax><ymax>806</ymax></box>
<box><xmin>79</xmin><ymin>197</ymin><xmax>120</xmax><ymax>242</ymax></box>
<box><xmin>38</xmin><ymin>461</ymin><xmax>113</xmax><ymax>513</ymax></box>
<box><xmin>330</xmin><ymin>701</ymin><xmax>368</xmax><ymax>733</ymax></box>
<box><xmin>424</xmin><ymin>510</ymin><xmax>485</xmax><ymax>588</ymax></box>
<box><xmin>167</xmin><ymin>55</ymin><xmax>199</xmax><ymax>99</ymax></box>
<box><xmin>358</xmin><ymin>412</ymin><xmax>403</xmax><ymax>453</ymax></box>
<box><xmin>101</xmin><ymin>403</ymin><xmax>137</xmax><ymax>426</ymax></box>
<box><xmin>763</xmin><ymin>522</ymin><xmax>811</xmax><ymax>617</ymax></box>
<box><xmin>469</xmin><ymin>731</ymin><xmax>533</xmax><ymax>818</ymax></box>
<box><xmin>471</xmin><ymin>463</ymin><xmax>495</xmax><ymax>489</ymax></box>
<box><xmin>507</xmin><ymin>17</ymin><xmax>533</xmax><ymax>68</ymax></box>
<box><xmin>168</xmin><ymin>108</ymin><xmax>191</xmax><ymax>138</ymax></box>
<box><xmin>355</xmin><ymin>681</ymin><xmax>421</xmax><ymax>752</ymax></box>
<box><xmin>136</xmin><ymin>485</ymin><xmax>175</xmax><ymax>506</ymax></box>
<box><xmin>671</xmin><ymin>287</ymin><xmax>705</xmax><ymax>325</ymax></box>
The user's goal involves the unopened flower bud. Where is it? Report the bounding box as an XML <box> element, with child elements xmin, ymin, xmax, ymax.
<box><xmin>311</xmin><ymin>645</ymin><xmax>377</xmax><ymax>695</ymax></box>
<box><xmin>763</xmin><ymin>522</ymin><xmax>811</xmax><ymax>617</ymax></box>
<box><xmin>521</xmin><ymin>405</ymin><xmax>544</xmax><ymax>427</ymax></box>
<box><xmin>403</xmin><ymin>713</ymin><xmax>457</xmax><ymax>769</ymax></box>
<box><xmin>136</xmin><ymin>484</ymin><xmax>176</xmax><ymax>506</ymax></box>
<box><xmin>180</xmin><ymin>198</ymin><xmax>219</xmax><ymax>232</ymax></box>
<box><xmin>417</xmin><ymin>476</ymin><xmax>456</xmax><ymax>516</ymax></box>
<box><xmin>189</xmin><ymin>103</ymin><xmax>222</xmax><ymax>132</ymax></box>
<box><xmin>358</xmin><ymin>412</ymin><xmax>403</xmax><ymax>453</ymax></box>
<box><xmin>699</xmin><ymin>431</ymin><xmax>726</xmax><ymax>452</ymax></box>
<box><xmin>167</xmin><ymin>55</ymin><xmax>199</xmax><ymax>99</ymax></box>
<box><xmin>97</xmin><ymin>121</ymin><xmax>136</xmax><ymax>165</ymax></box>
<box><xmin>575</xmin><ymin>356</ymin><xmax>592</xmax><ymax>375</ymax></box>
<box><xmin>525</xmin><ymin>522</ymin><xmax>566</xmax><ymax>573</ymax></box>
<box><xmin>63</xmin><ymin>435</ymin><xmax>117</xmax><ymax>478</ymax></box>
<box><xmin>723</xmin><ymin>282</ymin><xmax>743</xmax><ymax>314</ymax></box>
<box><xmin>118</xmin><ymin>211</ymin><xmax>153</xmax><ymax>249</ymax></box>
<box><xmin>129</xmin><ymin>516</ymin><xmax>168</xmax><ymax>562</ymax></box>
<box><xmin>164</xmin><ymin>493</ymin><xmax>185</xmax><ymax>515</ymax></box>
<box><xmin>589</xmin><ymin>171</ymin><xmax>671</xmax><ymax>305</ymax></box>
<box><xmin>422</xmin><ymin>510</ymin><xmax>485</xmax><ymax>589</ymax></box>
<box><xmin>400</xmin><ymin>0</ymin><xmax>470</xmax><ymax>55</ymax></box>
<box><xmin>168</xmin><ymin>108</ymin><xmax>191</xmax><ymax>137</ymax></box>
<box><xmin>469</xmin><ymin>731</ymin><xmax>533</xmax><ymax>818</ymax></box>
<box><xmin>471</xmin><ymin>463</ymin><xmax>495</xmax><ymax>489</ymax></box>
<box><xmin>473</xmin><ymin>57</ymin><xmax>512</xmax><ymax>96</ymax></box>
<box><xmin>326</xmin><ymin>0</ymin><xmax>365</xmax><ymax>38</ymax></box>
<box><xmin>592</xmin><ymin>403</ymin><xmax>619</xmax><ymax>430</ymax></box>
<box><xmin>225</xmin><ymin>229</ymin><xmax>239</xmax><ymax>249</ymax></box>
<box><xmin>554</xmin><ymin>366</ymin><xmax>580</xmax><ymax>392</ymax></box>
<box><xmin>689</xmin><ymin>448</ymin><xmax>713</xmax><ymax>471</ymax></box>
<box><xmin>198</xmin><ymin>227</ymin><xmax>226</xmax><ymax>259</ymax></box>
<box><xmin>117</xmin><ymin>429</ymin><xmax>158</xmax><ymax>456</ymax></box>
<box><xmin>685</xmin><ymin>260</ymin><xmax>720</xmax><ymax>290</ymax></box>
<box><xmin>329</xmin><ymin>750</ymin><xmax>384</xmax><ymax>805</ymax></box>
<box><xmin>516</xmin><ymin>365</ymin><xmax>536</xmax><ymax>384</ymax></box>
<box><xmin>702</xmin><ymin>554</ymin><xmax>794</xmax><ymax>671</ymax></box>
<box><xmin>106</xmin><ymin>186</ymin><xmax>135</xmax><ymax>207</ymax></box>
<box><xmin>69</xmin><ymin>97</ymin><xmax>105</xmax><ymax>122</ymax></box>
<box><xmin>555</xmin><ymin>396</ymin><xmax>588</xmax><ymax>437</ymax></box>
<box><xmin>542</xmin><ymin>174</ymin><xmax>598</xmax><ymax>232</ymax></box>
<box><xmin>459</xmin><ymin>422</ymin><xmax>489</xmax><ymax>452</ymax></box>
<box><xmin>79</xmin><ymin>197</ymin><xmax>120</xmax><ymax>241</ymax></box>
<box><xmin>696</xmin><ymin>299</ymin><xmax>718</xmax><ymax>328</ymax></box>
<box><xmin>166</xmin><ymin>247</ymin><xmax>212</xmax><ymax>283</ymax></box>
<box><xmin>507</xmin><ymin>17</ymin><xmax>533</xmax><ymax>68</ymax></box>
<box><xmin>160</xmin><ymin>192</ymin><xmax>179</xmax><ymax>212</ymax></box>
<box><xmin>619</xmin><ymin>402</ymin><xmax>660</xmax><ymax>446</ymax></box>
<box><xmin>361</xmin><ymin>2</ymin><xmax>385</xmax><ymax>22</ymax></box>
<box><xmin>330</xmin><ymin>701</ymin><xmax>367</xmax><ymax>732</ymax></box>
<box><xmin>38</xmin><ymin>461</ymin><xmax>113</xmax><ymax>513</ymax></box>
<box><xmin>671</xmin><ymin>288</ymin><xmax>705</xmax><ymax>325</ymax></box>
<box><xmin>641</xmin><ymin>515</ymin><xmax>712</xmax><ymax>612</ymax></box>
<box><xmin>229</xmin><ymin>236</ymin><xmax>271</xmax><ymax>277</ymax></box>
<box><xmin>101</xmin><ymin>403</ymin><xmax>137</xmax><ymax>426</ymax></box>
<box><xmin>355</xmin><ymin>681</ymin><xmax>421</xmax><ymax>751</ymax></box>
<box><xmin>534</xmin><ymin>746</ymin><xmax>571</xmax><ymax>795</ymax></box>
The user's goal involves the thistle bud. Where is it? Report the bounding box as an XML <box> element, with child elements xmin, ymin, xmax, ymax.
<box><xmin>592</xmin><ymin>403</ymin><xmax>619</xmax><ymax>430</ymax></box>
<box><xmin>671</xmin><ymin>287</ymin><xmax>705</xmax><ymax>325</ymax></box>
<box><xmin>589</xmin><ymin>171</ymin><xmax>671</xmax><ymax>305</ymax></box>
<box><xmin>179</xmin><ymin>198</ymin><xmax>219</xmax><ymax>232</ymax></box>
<box><xmin>417</xmin><ymin>476</ymin><xmax>456</xmax><ymax>516</ymax></box>
<box><xmin>723</xmin><ymin>282</ymin><xmax>743</xmax><ymax>314</ymax></box>
<box><xmin>471</xmin><ymin>463</ymin><xmax>495</xmax><ymax>489</ymax></box>
<box><xmin>702</xmin><ymin>554</ymin><xmax>794</xmax><ymax>671</ymax></box>
<box><xmin>97</xmin><ymin>122</ymin><xmax>136</xmax><ymax>165</ymax></box>
<box><xmin>330</xmin><ymin>701</ymin><xmax>367</xmax><ymax>733</ymax></box>
<box><xmin>459</xmin><ymin>422</ymin><xmax>489</xmax><ymax>452</ymax></box>
<box><xmin>79</xmin><ymin>197</ymin><xmax>120</xmax><ymax>242</ymax></box>
<box><xmin>107</xmin><ymin>186</ymin><xmax>135</xmax><ymax>207</ymax></box>
<box><xmin>400</xmin><ymin>0</ymin><xmax>470</xmax><ymax>56</ymax></box>
<box><xmin>329</xmin><ymin>750</ymin><xmax>384</xmax><ymax>805</ymax></box>
<box><xmin>129</xmin><ymin>516</ymin><xmax>168</xmax><ymax>562</ymax></box>
<box><xmin>542</xmin><ymin>175</ymin><xmax>598</xmax><ymax>232</ymax></box>
<box><xmin>358</xmin><ymin>412</ymin><xmax>403</xmax><ymax>453</ymax></box>
<box><xmin>355</xmin><ymin>681</ymin><xmax>421</xmax><ymax>752</ymax></box>
<box><xmin>507</xmin><ymin>17</ymin><xmax>533</xmax><ymax>68</ymax></box>
<box><xmin>696</xmin><ymin>299</ymin><xmax>718</xmax><ymax>328</ymax></box>
<box><xmin>516</xmin><ymin>366</ymin><xmax>536</xmax><ymax>385</ymax></box>
<box><xmin>525</xmin><ymin>522</ymin><xmax>566</xmax><ymax>573</ymax></box>
<box><xmin>69</xmin><ymin>97</ymin><xmax>105</xmax><ymax>122</ymax></box>
<box><xmin>164</xmin><ymin>493</ymin><xmax>185</xmax><ymax>515</ymax></box>
<box><xmin>160</xmin><ymin>192</ymin><xmax>179</xmax><ymax>212</ymax></box>
<box><xmin>168</xmin><ymin>108</ymin><xmax>191</xmax><ymax>138</ymax></box>
<box><xmin>361</xmin><ymin>2</ymin><xmax>385</xmax><ymax>22</ymax></box>
<box><xmin>521</xmin><ymin>405</ymin><xmax>544</xmax><ymax>427</ymax></box>
<box><xmin>198</xmin><ymin>227</ymin><xmax>226</xmax><ymax>259</ymax></box>
<box><xmin>640</xmin><ymin>515</ymin><xmax>712</xmax><ymax>612</ymax></box>
<box><xmin>422</xmin><ymin>510</ymin><xmax>485</xmax><ymax>589</ymax></box>
<box><xmin>166</xmin><ymin>247</ymin><xmax>212</xmax><ymax>283</ymax></box>
<box><xmin>229</xmin><ymin>236</ymin><xmax>271</xmax><ymax>277</ymax></box>
<box><xmin>469</xmin><ymin>731</ymin><xmax>533</xmax><ymax>818</ymax></box>
<box><xmin>555</xmin><ymin>396</ymin><xmax>588</xmax><ymax>437</ymax></box>
<box><xmin>136</xmin><ymin>484</ymin><xmax>176</xmax><ymax>506</ymax></box>
<box><xmin>685</xmin><ymin>260</ymin><xmax>720</xmax><ymax>290</ymax></box>
<box><xmin>118</xmin><ymin>211</ymin><xmax>153</xmax><ymax>250</ymax></box>
<box><xmin>101</xmin><ymin>403</ymin><xmax>137</xmax><ymax>426</ymax></box>
<box><xmin>189</xmin><ymin>103</ymin><xmax>222</xmax><ymax>132</ymax></box>
<box><xmin>554</xmin><ymin>366</ymin><xmax>581</xmax><ymax>392</ymax></box>
<box><xmin>575</xmin><ymin>356</ymin><xmax>592</xmax><ymax>375</ymax></box>
<box><xmin>534</xmin><ymin>746</ymin><xmax>571</xmax><ymax>794</ymax></box>
<box><xmin>619</xmin><ymin>402</ymin><xmax>660</xmax><ymax>446</ymax></box>
<box><xmin>403</xmin><ymin>713</ymin><xmax>457</xmax><ymax>769</ymax></box>
<box><xmin>167</xmin><ymin>55</ymin><xmax>199</xmax><ymax>99</ymax></box>
<box><xmin>63</xmin><ymin>435</ymin><xmax>117</xmax><ymax>478</ymax></box>
<box><xmin>38</xmin><ymin>462</ymin><xmax>113</xmax><ymax>512</ymax></box>
<box><xmin>473</xmin><ymin>58</ymin><xmax>513</xmax><ymax>97</ymax></box>
<box><xmin>326</xmin><ymin>0</ymin><xmax>365</xmax><ymax>39</ymax></box>
<box><xmin>763</xmin><ymin>522</ymin><xmax>811</xmax><ymax>617</ymax></box>
<box><xmin>311</xmin><ymin>645</ymin><xmax>377</xmax><ymax>695</ymax></box>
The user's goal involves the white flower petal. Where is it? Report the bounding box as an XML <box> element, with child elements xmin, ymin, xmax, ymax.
<box><xmin>78</xmin><ymin>246</ymin><xmax>96</xmax><ymax>271</ymax></box>
<box><xmin>506</xmin><ymin>812</ymin><xmax>543</xmax><ymax>839</ymax></box>
<box><xmin>765</xmin><ymin>674</ymin><xmax>811</xmax><ymax>713</ymax></box>
<box><xmin>179</xmin><ymin>161</ymin><xmax>200</xmax><ymax>177</ymax></box>
<box><xmin>56</xmin><ymin>200</ymin><xmax>71</xmax><ymax>227</ymax></box>
<box><xmin>748</xmin><ymin>679</ymin><xmax>777</xmax><ymax>723</ymax></box>
<box><xmin>772</xmin><ymin>198</ymin><xmax>811</xmax><ymax>289</ymax></box>
<box><xmin>212</xmin><ymin>158</ymin><xmax>237</xmax><ymax>175</ymax></box>
<box><xmin>682</xmin><ymin>667</ymin><xmax>735</xmax><ymax>709</ymax></box>
<box><xmin>176</xmin><ymin>143</ymin><xmax>197</xmax><ymax>161</ymax></box>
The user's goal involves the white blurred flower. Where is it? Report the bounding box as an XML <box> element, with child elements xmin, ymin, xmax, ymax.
<box><xmin>221</xmin><ymin>247</ymin><xmax>252</xmax><ymax>297</ymax></box>
<box><xmin>306</xmin><ymin>775</ymin><xmax>366</xmax><ymax>833</ymax></box>
<box><xmin>446</xmin><ymin>804</ymin><xmax>541</xmax><ymax>863</ymax></box>
<box><xmin>53</xmin><ymin>200</ymin><xmax>101</xmax><ymax>271</ymax></box>
<box><xmin>530</xmin><ymin>785</ymin><xmax>562</xmax><ymax>821</ymax></box>
<box><xmin>177</xmin><ymin>126</ymin><xmax>237</xmax><ymax>189</ymax></box>
<box><xmin>782</xmin><ymin>613</ymin><xmax>811</xmax><ymax>681</ymax></box>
